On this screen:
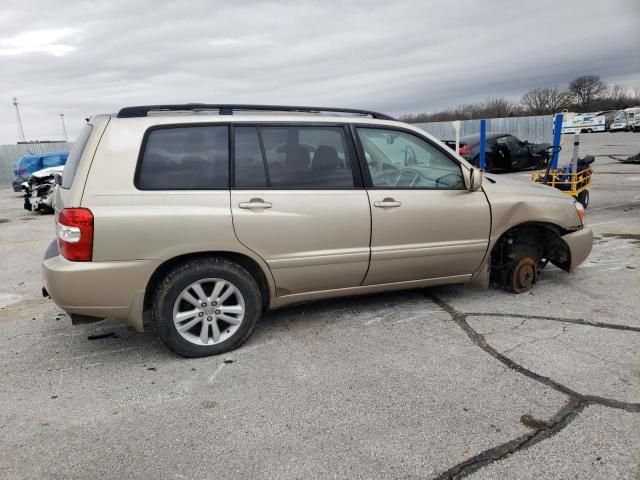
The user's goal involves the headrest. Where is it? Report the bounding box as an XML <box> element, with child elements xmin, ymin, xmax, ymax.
<box><xmin>312</xmin><ymin>145</ymin><xmax>339</xmax><ymax>171</ymax></box>
<box><xmin>285</xmin><ymin>145</ymin><xmax>310</xmax><ymax>169</ymax></box>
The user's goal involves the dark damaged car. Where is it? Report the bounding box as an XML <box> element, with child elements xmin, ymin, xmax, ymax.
<box><xmin>445</xmin><ymin>133</ymin><xmax>550</xmax><ymax>173</ymax></box>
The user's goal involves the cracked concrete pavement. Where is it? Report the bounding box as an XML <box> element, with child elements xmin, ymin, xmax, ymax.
<box><xmin>0</xmin><ymin>132</ymin><xmax>639</xmax><ymax>479</ymax></box>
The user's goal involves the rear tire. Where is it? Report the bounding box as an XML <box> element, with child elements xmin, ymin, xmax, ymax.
<box><xmin>152</xmin><ymin>257</ymin><xmax>261</xmax><ymax>357</ymax></box>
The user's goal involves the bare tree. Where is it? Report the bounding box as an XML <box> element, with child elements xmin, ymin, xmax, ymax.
<box><xmin>483</xmin><ymin>97</ymin><xmax>519</xmax><ymax>117</ymax></box>
<box><xmin>607</xmin><ymin>84</ymin><xmax>632</xmax><ymax>110</ymax></box>
<box><xmin>568</xmin><ymin>75</ymin><xmax>608</xmax><ymax>111</ymax></box>
<box><xmin>521</xmin><ymin>87</ymin><xmax>571</xmax><ymax>114</ymax></box>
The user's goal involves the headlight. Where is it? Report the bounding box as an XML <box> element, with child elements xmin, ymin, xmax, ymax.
<box><xmin>574</xmin><ymin>201</ymin><xmax>585</xmax><ymax>223</ymax></box>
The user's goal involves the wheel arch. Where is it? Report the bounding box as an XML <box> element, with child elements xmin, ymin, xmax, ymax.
<box><xmin>490</xmin><ymin>221</ymin><xmax>572</xmax><ymax>275</ymax></box>
<box><xmin>143</xmin><ymin>251</ymin><xmax>273</xmax><ymax>315</ymax></box>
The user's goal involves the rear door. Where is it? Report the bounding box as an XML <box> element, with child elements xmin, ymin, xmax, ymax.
<box><xmin>230</xmin><ymin>124</ymin><xmax>371</xmax><ymax>296</ymax></box>
<box><xmin>355</xmin><ymin>126</ymin><xmax>490</xmax><ymax>285</ymax></box>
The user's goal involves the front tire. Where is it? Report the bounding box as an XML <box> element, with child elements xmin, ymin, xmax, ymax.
<box><xmin>152</xmin><ymin>257</ymin><xmax>261</xmax><ymax>357</ymax></box>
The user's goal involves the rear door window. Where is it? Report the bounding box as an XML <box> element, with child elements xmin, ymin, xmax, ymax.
<box><xmin>61</xmin><ymin>124</ymin><xmax>93</xmax><ymax>189</ymax></box>
<box><xmin>136</xmin><ymin>125</ymin><xmax>229</xmax><ymax>190</ymax></box>
<box><xmin>259</xmin><ymin>126</ymin><xmax>354</xmax><ymax>188</ymax></box>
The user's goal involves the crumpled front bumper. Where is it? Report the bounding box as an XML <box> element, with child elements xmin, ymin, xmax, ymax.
<box><xmin>561</xmin><ymin>227</ymin><xmax>593</xmax><ymax>272</ymax></box>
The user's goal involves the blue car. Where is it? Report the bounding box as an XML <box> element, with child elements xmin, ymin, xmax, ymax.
<box><xmin>12</xmin><ymin>152</ymin><xmax>69</xmax><ymax>192</ymax></box>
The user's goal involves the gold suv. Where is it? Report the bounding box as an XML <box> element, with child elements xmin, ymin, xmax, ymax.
<box><xmin>42</xmin><ymin>104</ymin><xmax>592</xmax><ymax>357</ymax></box>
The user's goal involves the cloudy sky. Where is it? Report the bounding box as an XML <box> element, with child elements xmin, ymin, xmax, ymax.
<box><xmin>1</xmin><ymin>0</ymin><xmax>639</xmax><ymax>143</ymax></box>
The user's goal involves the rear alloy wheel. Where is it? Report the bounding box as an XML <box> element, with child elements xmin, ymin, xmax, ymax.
<box><xmin>153</xmin><ymin>258</ymin><xmax>261</xmax><ymax>357</ymax></box>
<box><xmin>172</xmin><ymin>278</ymin><xmax>245</xmax><ymax>346</ymax></box>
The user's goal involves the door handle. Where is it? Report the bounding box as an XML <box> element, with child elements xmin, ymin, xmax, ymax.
<box><xmin>374</xmin><ymin>198</ymin><xmax>402</xmax><ymax>208</ymax></box>
<box><xmin>239</xmin><ymin>198</ymin><xmax>272</xmax><ymax>210</ymax></box>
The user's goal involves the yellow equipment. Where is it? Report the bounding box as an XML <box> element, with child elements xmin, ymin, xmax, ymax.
<box><xmin>531</xmin><ymin>167</ymin><xmax>592</xmax><ymax>207</ymax></box>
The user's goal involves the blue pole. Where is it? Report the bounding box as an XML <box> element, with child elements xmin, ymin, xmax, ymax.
<box><xmin>479</xmin><ymin>119</ymin><xmax>486</xmax><ymax>170</ymax></box>
<box><xmin>551</xmin><ymin>113</ymin><xmax>563</xmax><ymax>169</ymax></box>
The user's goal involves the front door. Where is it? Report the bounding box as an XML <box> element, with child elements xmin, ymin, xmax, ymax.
<box><xmin>355</xmin><ymin>126</ymin><xmax>491</xmax><ymax>285</ymax></box>
<box><xmin>231</xmin><ymin>125</ymin><xmax>371</xmax><ymax>296</ymax></box>
<box><xmin>499</xmin><ymin>135</ymin><xmax>530</xmax><ymax>169</ymax></box>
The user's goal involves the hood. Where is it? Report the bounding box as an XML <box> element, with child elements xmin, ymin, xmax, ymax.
<box><xmin>482</xmin><ymin>173</ymin><xmax>572</xmax><ymax>201</ymax></box>
<box><xmin>30</xmin><ymin>166</ymin><xmax>64</xmax><ymax>179</ymax></box>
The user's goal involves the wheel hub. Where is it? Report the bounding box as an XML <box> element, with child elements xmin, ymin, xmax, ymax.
<box><xmin>172</xmin><ymin>278</ymin><xmax>245</xmax><ymax>346</ymax></box>
<box><xmin>511</xmin><ymin>258</ymin><xmax>537</xmax><ymax>293</ymax></box>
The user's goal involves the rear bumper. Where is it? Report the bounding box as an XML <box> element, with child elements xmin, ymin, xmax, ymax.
<box><xmin>42</xmin><ymin>241</ymin><xmax>157</xmax><ymax>331</ymax></box>
<box><xmin>562</xmin><ymin>227</ymin><xmax>593</xmax><ymax>272</ymax></box>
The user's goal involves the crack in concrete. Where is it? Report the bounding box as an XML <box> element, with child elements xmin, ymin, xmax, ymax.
<box><xmin>464</xmin><ymin>312</ymin><xmax>640</xmax><ymax>333</ymax></box>
<box><xmin>433</xmin><ymin>398</ymin><xmax>587</xmax><ymax>480</ymax></box>
<box><xmin>426</xmin><ymin>293</ymin><xmax>640</xmax><ymax>480</ymax></box>
<box><xmin>501</xmin><ymin>325</ymin><xmax>571</xmax><ymax>355</ymax></box>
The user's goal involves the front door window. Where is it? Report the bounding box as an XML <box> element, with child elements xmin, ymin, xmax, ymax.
<box><xmin>357</xmin><ymin>128</ymin><xmax>465</xmax><ymax>189</ymax></box>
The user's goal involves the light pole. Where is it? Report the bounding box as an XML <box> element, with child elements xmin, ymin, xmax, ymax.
<box><xmin>13</xmin><ymin>97</ymin><xmax>26</xmax><ymax>142</ymax></box>
<box><xmin>60</xmin><ymin>113</ymin><xmax>68</xmax><ymax>141</ymax></box>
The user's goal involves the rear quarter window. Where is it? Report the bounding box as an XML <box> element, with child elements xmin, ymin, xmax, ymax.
<box><xmin>61</xmin><ymin>124</ymin><xmax>93</xmax><ymax>189</ymax></box>
<box><xmin>136</xmin><ymin>125</ymin><xmax>229</xmax><ymax>190</ymax></box>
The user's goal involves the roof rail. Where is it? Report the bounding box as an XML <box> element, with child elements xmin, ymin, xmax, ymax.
<box><xmin>116</xmin><ymin>103</ymin><xmax>395</xmax><ymax>120</ymax></box>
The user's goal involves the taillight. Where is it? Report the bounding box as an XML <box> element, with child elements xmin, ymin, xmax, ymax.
<box><xmin>57</xmin><ymin>208</ymin><xmax>94</xmax><ymax>261</ymax></box>
<box><xmin>458</xmin><ymin>145</ymin><xmax>470</xmax><ymax>155</ymax></box>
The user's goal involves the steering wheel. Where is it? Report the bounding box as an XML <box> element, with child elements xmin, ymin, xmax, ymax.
<box><xmin>369</xmin><ymin>159</ymin><xmax>399</xmax><ymax>176</ymax></box>
<box><xmin>378</xmin><ymin>167</ymin><xmax>421</xmax><ymax>187</ymax></box>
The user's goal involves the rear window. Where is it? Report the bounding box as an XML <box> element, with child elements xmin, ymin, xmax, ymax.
<box><xmin>136</xmin><ymin>126</ymin><xmax>229</xmax><ymax>190</ymax></box>
<box><xmin>61</xmin><ymin>124</ymin><xmax>93</xmax><ymax>189</ymax></box>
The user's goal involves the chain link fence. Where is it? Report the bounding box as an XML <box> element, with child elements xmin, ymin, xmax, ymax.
<box><xmin>412</xmin><ymin>115</ymin><xmax>555</xmax><ymax>144</ymax></box>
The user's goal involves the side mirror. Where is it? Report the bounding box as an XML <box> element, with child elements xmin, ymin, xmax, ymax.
<box><xmin>465</xmin><ymin>167</ymin><xmax>482</xmax><ymax>191</ymax></box>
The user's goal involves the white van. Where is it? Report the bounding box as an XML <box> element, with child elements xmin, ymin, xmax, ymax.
<box><xmin>610</xmin><ymin>107</ymin><xmax>640</xmax><ymax>132</ymax></box>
